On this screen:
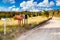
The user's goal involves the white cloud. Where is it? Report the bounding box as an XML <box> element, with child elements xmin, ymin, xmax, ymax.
<box><xmin>0</xmin><ymin>5</ymin><xmax>20</xmax><ymax>12</ymax></box>
<box><xmin>28</xmin><ymin>7</ymin><xmax>40</xmax><ymax>12</ymax></box>
<box><xmin>10</xmin><ymin>8</ymin><xmax>19</xmax><ymax>11</ymax></box>
<box><xmin>29</xmin><ymin>9</ymin><xmax>40</xmax><ymax>12</ymax></box>
<box><xmin>37</xmin><ymin>0</ymin><xmax>49</xmax><ymax>7</ymax></box>
<box><xmin>56</xmin><ymin>0</ymin><xmax>60</xmax><ymax>6</ymax></box>
<box><xmin>50</xmin><ymin>1</ymin><xmax>54</xmax><ymax>6</ymax></box>
<box><xmin>28</xmin><ymin>7</ymin><xmax>53</xmax><ymax>12</ymax></box>
<box><xmin>8</xmin><ymin>5</ymin><xmax>20</xmax><ymax>11</ymax></box>
<box><xmin>3</xmin><ymin>0</ymin><xmax>15</xmax><ymax>4</ymax></box>
<box><xmin>0</xmin><ymin>7</ymin><xmax>8</xmax><ymax>11</ymax></box>
<box><xmin>20</xmin><ymin>0</ymin><xmax>54</xmax><ymax>12</ymax></box>
<box><xmin>20</xmin><ymin>0</ymin><xmax>38</xmax><ymax>11</ymax></box>
<box><xmin>0</xmin><ymin>0</ymin><xmax>54</xmax><ymax>12</ymax></box>
<box><xmin>20</xmin><ymin>1</ymin><xmax>26</xmax><ymax>7</ymax></box>
<box><xmin>38</xmin><ymin>0</ymin><xmax>54</xmax><ymax>7</ymax></box>
<box><xmin>44</xmin><ymin>8</ymin><xmax>53</xmax><ymax>11</ymax></box>
<box><xmin>20</xmin><ymin>0</ymin><xmax>37</xmax><ymax>11</ymax></box>
<box><xmin>9</xmin><ymin>0</ymin><xmax>15</xmax><ymax>4</ymax></box>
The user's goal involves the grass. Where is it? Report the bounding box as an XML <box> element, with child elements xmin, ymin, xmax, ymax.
<box><xmin>28</xmin><ymin>16</ymin><xmax>48</xmax><ymax>24</ymax></box>
<box><xmin>0</xmin><ymin>16</ymin><xmax>48</xmax><ymax>27</ymax></box>
<box><xmin>0</xmin><ymin>16</ymin><xmax>50</xmax><ymax>40</ymax></box>
<box><xmin>0</xmin><ymin>16</ymin><xmax>49</xmax><ymax>32</ymax></box>
<box><xmin>0</xmin><ymin>16</ymin><xmax>50</xmax><ymax>33</ymax></box>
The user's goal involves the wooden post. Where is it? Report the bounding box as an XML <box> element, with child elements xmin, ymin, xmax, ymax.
<box><xmin>18</xmin><ymin>20</ymin><xmax>21</xmax><ymax>27</ymax></box>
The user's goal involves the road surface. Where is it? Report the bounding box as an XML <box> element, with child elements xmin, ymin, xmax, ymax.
<box><xmin>16</xmin><ymin>17</ymin><xmax>60</xmax><ymax>40</ymax></box>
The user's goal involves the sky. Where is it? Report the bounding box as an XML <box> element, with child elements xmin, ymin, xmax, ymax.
<box><xmin>0</xmin><ymin>0</ymin><xmax>60</xmax><ymax>12</ymax></box>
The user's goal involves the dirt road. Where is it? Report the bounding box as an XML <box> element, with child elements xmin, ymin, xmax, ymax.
<box><xmin>17</xmin><ymin>17</ymin><xmax>60</xmax><ymax>40</ymax></box>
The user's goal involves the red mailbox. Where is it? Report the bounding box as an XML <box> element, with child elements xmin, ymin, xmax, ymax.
<box><xmin>14</xmin><ymin>14</ymin><xmax>23</xmax><ymax>27</ymax></box>
<box><xmin>14</xmin><ymin>14</ymin><xmax>23</xmax><ymax>20</ymax></box>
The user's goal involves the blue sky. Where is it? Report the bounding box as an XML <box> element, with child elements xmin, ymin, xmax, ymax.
<box><xmin>0</xmin><ymin>0</ymin><xmax>60</xmax><ymax>12</ymax></box>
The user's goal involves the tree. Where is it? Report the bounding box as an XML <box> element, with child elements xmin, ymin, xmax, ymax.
<box><xmin>43</xmin><ymin>10</ymin><xmax>49</xmax><ymax>18</ymax></box>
